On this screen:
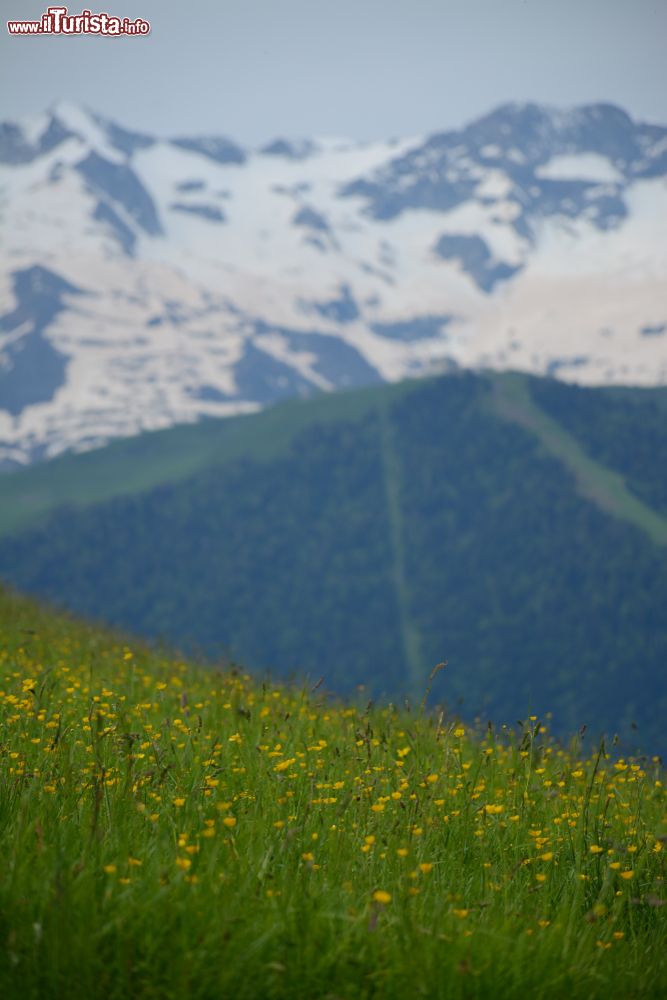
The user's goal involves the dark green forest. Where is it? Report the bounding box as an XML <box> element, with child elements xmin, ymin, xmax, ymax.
<box><xmin>1</xmin><ymin>372</ymin><xmax>666</xmax><ymax>752</ymax></box>
<box><xmin>529</xmin><ymin>377</ymin><xmax>667</xmax><ymax>514</ymax></box>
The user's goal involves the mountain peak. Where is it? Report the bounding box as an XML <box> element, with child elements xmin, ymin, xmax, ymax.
<box><xmin>1</xmin><ymin>99</ymin><xmax>666</xmax><ymax>468</ymax></box>
<box><xmin>47</xmin><ymin>98</ymin><xmax>92</xmax><ymax>124</ymax></box>
<box><xmin>46</xmin><ymin>100</ymin><xmax>106</xmax><ymax>145</ymax></box>
<box><xmin>47</xmin><ymin>101</ymin><xmax>146</xmax><ymax>159</ymax></box>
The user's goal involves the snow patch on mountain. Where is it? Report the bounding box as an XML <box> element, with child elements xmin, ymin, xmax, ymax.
<box><xmin>535</xmin><ymin>153</ymin><xmax>624</xmax><ymax>184</ymax></box>
<box><xmin>1</xmin><ymin>101</ymin><xmax>666</xmax><ymax>467</ymax></box>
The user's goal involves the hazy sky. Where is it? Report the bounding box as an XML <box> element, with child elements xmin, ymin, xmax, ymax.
<box><xmin>1</xmin><ymin>0</ymin><xmax>665</xmax><ymax>144</ymax></box>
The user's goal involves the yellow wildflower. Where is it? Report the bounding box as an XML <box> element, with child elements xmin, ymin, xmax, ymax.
<box><xmin>372</xmin><ymin>890</ymin><xmax>391</xmax><ymax>904</ymax></box>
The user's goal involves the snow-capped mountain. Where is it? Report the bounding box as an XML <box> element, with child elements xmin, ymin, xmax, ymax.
<box><xmin>1</xmin><ymin>100</ymin><xmax>666</xmax><ymax>467</ymax></box>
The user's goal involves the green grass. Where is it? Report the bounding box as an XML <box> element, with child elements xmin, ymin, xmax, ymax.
<box><xmin>1</xmin><ymin>587</ymin><xmax>665</xmax><ymax>999</ymax></box>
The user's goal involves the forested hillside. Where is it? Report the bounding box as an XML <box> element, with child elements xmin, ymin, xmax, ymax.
<box><xmin>0</xmin><ymin>372</ymin><xmax>666</xmax><ymax>752</ymax></box>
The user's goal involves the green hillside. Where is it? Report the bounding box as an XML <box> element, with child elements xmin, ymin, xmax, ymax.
<box><xmin>0</xmin><ymin>372</ymin><xmax>666</xmax><ymax>752</ymax></box>
<box><xmin>527</xmin><ymin>377</ymin><xmax>667</xmax><ymax>518</ymax></box>
<box><xmin>0</xmin><ymin>379</ymin><xmax>415</xmax><ymax>538</ymax></box>
<box><xmin>1</xmin><ymin>586</ymin><xmax>666</xmax><ymax>1000</ymax></box>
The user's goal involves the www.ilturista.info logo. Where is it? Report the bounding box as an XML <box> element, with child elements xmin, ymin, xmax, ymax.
<box><xmin>7</xmin><ymin>6</ymin><xmax>150</xmax><ymax>35</ymax></box>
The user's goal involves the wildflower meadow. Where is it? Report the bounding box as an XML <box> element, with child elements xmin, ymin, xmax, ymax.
<box><xmin>0</xmin><ymin>587</ymin><xmax>665</xmax><ymax>998</ymax></box>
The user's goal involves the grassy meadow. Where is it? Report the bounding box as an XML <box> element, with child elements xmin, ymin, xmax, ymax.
<box><xmin>0</xmin><ymin>586</ymin><xmax>665</xmax><ymax>999</ymax></box>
